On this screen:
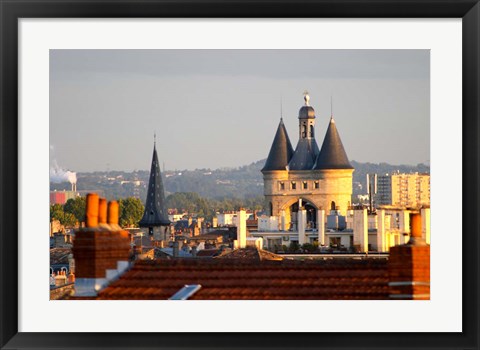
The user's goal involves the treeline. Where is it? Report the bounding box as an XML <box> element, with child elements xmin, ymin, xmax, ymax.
<box><xmin>50</xmin><ymin>197</ymin><xmax>145</xmax><ymax>228</ymax></box>
<box><xmin>52</xmin><ymin>159</ymin><xmax>430</xmax><ymax>201</ymax></box>
<box><xmin>50</xmin><ymin>193</ymin><xmax>267</xmax><ymax>229</ymax></box>
<box><xmin>165</xmin><ymin>192</ymin><xmax>267</xmax><ymax>220</ymax></box>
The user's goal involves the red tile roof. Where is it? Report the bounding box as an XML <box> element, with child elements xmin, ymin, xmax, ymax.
<box><xmin>94</xmin><ymin>256</ymin><xmax>389</xmax><ymax>300</ymax></box>
<box><xmin>50</xmin><ymin>248</ymin><xmax>72</xmax><ymax>265</ymax></box>
<box><xmin>216</xmin><ymin>247</ymin><xmax>283</xmax><ymax>261</ymax></box>
<box><xmin>195</xmin><ymin>249</ymin><xmax>220</xmax><ymax>257</ymax></box>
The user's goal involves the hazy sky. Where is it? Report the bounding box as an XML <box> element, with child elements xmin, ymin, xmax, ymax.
<box><xmin>50</xmin><ymin>49</ymin><xmax>429</xmax><ymax>172</ymax></box>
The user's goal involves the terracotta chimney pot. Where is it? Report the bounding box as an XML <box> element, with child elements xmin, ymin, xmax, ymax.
<box><xmin>108</xmin><ymin>201</ymin><xmax>119</xmax><ymax>225</ymax></box>
<box><xmin>408</xmin><ymin>213</ymin><xmax>426</xmax><ymax>246</ymax></box>
<box><xmin>86</xmin><ymin>193</ymin><xmax>99</xmax><ymax>228</ymax></box>
<box><xmin>98</xmin><ymin>198</ymin><xmax>108</xmax><ymax>224</ymax></box>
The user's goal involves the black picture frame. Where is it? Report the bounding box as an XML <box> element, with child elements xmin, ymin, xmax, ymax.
<box><xmin>1</xmin><ymin>1</ymin><xmax>478</xmax><ymax>349</ymax></box>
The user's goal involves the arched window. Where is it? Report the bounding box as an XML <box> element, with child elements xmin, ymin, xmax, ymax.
<box><xmin>330</xmin><ymin>201</ymin><xmax>336</xmax><ymax>211</ymax></box>
<box><xmin>269</xmin><ymin>202</ymin><xmax>273</xmax><ymax>216</ymax></box>
<box><xmin>302</xmin><ymin>124</ymin><xmax>307</xmax><ymax>138</ymax></box>
<box><xmin>310</xmin><ymin>125</ymin><xmax>314</xmax><ymax>137</ymax></box>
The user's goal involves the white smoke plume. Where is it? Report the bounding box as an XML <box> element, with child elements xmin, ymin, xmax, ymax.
<box><xmin>50</xmin><ymin>159</ymin><xmax>77</xmax><ymax>184</ymax></box>
<box><xmin>50</xmin><ymin>145</ymin><xmax>77</xmax><ymax>184</ymax></box>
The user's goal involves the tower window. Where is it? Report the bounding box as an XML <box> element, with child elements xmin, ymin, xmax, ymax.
<box><xmin>310</xmin><ymin>125</ymin><xmax>314</xmax><ymax>137</ymax></box>
<box><xmin>302</xmin><ymin>124</ymin><xmax>307</xmax><ymax>138</ymax></box>
<box><xmin>291</xmin><ymin>181</ymin><xmax>296</xmax><ymax>190</ymax></box>
<box><xmin>303</xmin><ymin>181</ymin><xmax>308</xmax><ymax>189</ymax></box>
<box><xmin>279</xmin><ymin>182</ymin><xmax>285</xmax><ymax>191</ymax></box>
<box><xmin>314</xmin><ymin>181</ymin><xmax>319</xmax><ymax>189</ymax></box>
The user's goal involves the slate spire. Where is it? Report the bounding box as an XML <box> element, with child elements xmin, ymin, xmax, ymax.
<box><xmin>139</xmin><ymin>142</ymin><xmax>170</xmax><ymax>228</ymax></box>
<box><xmin>262</xmin><ymin>119</ymin><xmax>294</xmax><ymax>172</ymax></box>
<box><xmin>313</xmin><ymin>117</ymin><xmax>353</xmax><ymax>170</ymax></box>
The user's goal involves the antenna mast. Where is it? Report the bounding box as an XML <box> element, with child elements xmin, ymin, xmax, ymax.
<box><xmin>331</xmin><ymin>95</ymin><xmax>333</xmax><ymax>117</ymax></box>
<box><xmin>280</xmin><ymin>95</ymin><xmax>283</xmax><ymax>119</ymax></box>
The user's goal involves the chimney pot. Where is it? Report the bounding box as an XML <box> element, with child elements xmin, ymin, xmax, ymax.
<box><xmin>68</xmin><ymin>272</ymin><xmax>75</xmax><ymax>284</ymax></box>
<box><xmin>410</xmin><ymin>213</ymin><xmax>422</xmax><ymax>238</ymax></box>
<box><xmin>407</xmin><ymin>213</ymin><xmax>426</xmax><ymax>246</ymax></box>
<box><xmin>108</xmin><ymin>201</ymin><xmax>119</xmax><ymax>225</ymax></box>
<box><xmin>98</xmin><ymin>198</ymin><xmax>108</xmax><ymax>224</ymax></box>
<box><xmin>86</xmin><ymin>193</ymin><xmax>99</xmax><ymax>228</ymax></box>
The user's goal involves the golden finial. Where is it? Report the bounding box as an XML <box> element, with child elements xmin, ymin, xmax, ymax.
<box><xmin>303</xmin><ymin>90</ymin><xmax>310</xmax><ymax>106</ymax></box>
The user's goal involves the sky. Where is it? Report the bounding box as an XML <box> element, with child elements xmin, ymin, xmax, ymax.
<box><xmin>50</xmin><ymin>49</ymin><xmax>429</xmax><ymax>173</ymax></box>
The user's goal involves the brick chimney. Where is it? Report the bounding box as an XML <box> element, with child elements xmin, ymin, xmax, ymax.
<box><xmin>388</xmin><ymin>212</ymin><xmax>430</xmax><ymax>300</ymax></box>
<box><xmin>72</xmin><ymin>193</ymin><xmax>131</xmax><ymax>297</ymax></box>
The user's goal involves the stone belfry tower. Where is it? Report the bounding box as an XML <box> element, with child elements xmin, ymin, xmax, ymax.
<box><xmin>139</xmin><ymin>137</ymin><xmax>171</xmax><ymax>239</ymax></box>
<box><xmin>288</xmin><ymin>91</ymin><xmax>320</xmax><ymax>170</ymax></box>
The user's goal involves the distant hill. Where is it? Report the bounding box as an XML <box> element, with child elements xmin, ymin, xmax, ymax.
<box><xmin>50</xmin><ymin>159</ymin><xmax>429</xmax><ymax>201</ymax></box>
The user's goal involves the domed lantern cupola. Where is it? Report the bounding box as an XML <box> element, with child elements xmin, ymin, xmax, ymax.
<box><xmin>298</xmin><ymin>91</ymin><xmax>316</xmax><ymax>140</ymax></box>
<box><xmin>288</xmin><ymin>91</ymin><xmax>320</xmax><ymax>170</ymax></box>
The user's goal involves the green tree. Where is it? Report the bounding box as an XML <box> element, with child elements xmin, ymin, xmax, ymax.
<box><xmin>50</xmin><ymin>204</ymin><xmax>77</xmax><ymax>227</ymax></box>
<box><xmin>118</xmin><ymin>197</ymin><xmax>144</xmax><ymax>228</ymax></box>
<box><xmin>288</xmin><ymin>241</ymin><xmax>300</xmax><ymax>253</ymax></box>
<box><xmin>50</xmin><ymin>204</ymin><xmax>64</xmax><ymax>221</ymax></box>
<box><xmin>64</xmin><ymin>197</ymin><xmax>86</xmax><ymax>224</ymax></box>
<box><xmin>301</xmin><ymin>243</ymin><xmax>317</xmax><ymax>253</ymax></box>
<box><xmin>61</xmin><ymin>212</ymin><xmax>77</xmax><ymax>227</ymax></box>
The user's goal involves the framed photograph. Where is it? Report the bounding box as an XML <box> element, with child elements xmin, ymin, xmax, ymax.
<box><xmin>1</xmin><ymin>0</ymin><xmax>478</xmax><ymax>349</ymax></box>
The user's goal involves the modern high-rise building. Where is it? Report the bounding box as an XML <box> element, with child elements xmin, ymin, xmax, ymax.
<box><xmin>262</xmin><ymin>92</ymin><xmax>354</xmax><ymax>230</ymax></box>
<box><xmin>376</xmin><ymin>173</ymin><xmax>430</xmax><ymax>208</ymax></box>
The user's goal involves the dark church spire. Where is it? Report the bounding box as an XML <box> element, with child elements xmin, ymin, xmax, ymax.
<box><xmin>262</xmin><ymin>119</ymin><xmax>294</xmax><ymax>172</ymax></box>
<box><xmin>139</xmin><ymin>141</ymin><xmax>170</xmax><ymax>228</ymax></box>
<box><xmin>313</xmin><ymin>117</ymin><xmax>353</xmax><ymax>170</ymax></box>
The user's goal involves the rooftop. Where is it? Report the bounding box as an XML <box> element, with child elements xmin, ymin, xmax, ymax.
<box><xmin>50</xmin><ymin>248</ymin><xmax>72</xmax><ymax>265</ymax></box>
<box><xmin>90</xmin><ymin>254</ymin><xmax>389</xmax><ymax>300</ymax></box>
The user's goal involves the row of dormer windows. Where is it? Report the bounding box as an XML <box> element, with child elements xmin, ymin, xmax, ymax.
<box><xmin>278</xmin><ymin>181</ymin><xmax>320</xmax><ymax>191</ymax></box>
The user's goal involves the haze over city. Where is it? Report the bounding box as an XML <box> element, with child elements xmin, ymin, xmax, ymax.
<box><xmin>50</xmin><ymin>49</ymin><xmax>429</xmax><ymax>172</ymax></box>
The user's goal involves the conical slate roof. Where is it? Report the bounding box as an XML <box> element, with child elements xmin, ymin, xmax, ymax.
<box><xmin>288</xmin><ymin>138</ymin><xmax>319</xmax><ymax>170</ymax></box>
<box><xmin>139</xmin><ymin>145</ymin><xmax>170</xmax><ymax>227</ymax></box>
<box><xmin>314</xmin><ymin>118</ymin><xmax>353</xmax><ymax>170</ymax></box>
<box><xmin>261</xmin><ymin>119</ymin><xmax>294</xmax><ymax>172</ymax></box>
